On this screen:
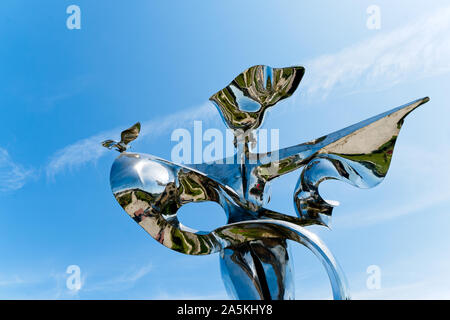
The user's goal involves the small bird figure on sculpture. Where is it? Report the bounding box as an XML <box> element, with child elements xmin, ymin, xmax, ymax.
<box><xmin>102</xmin><ymin>122</ymin><xmax>141</xmax><ymax>153</ymax></box>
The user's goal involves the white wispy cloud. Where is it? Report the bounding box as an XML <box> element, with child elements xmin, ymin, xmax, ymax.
<box><xmin>303</xmin><ymin>5</ymin><xmax>450</xmax><ymax>98</ymax></box>
<box><xmin>0</xmin><ymin>263</ymin><xmax>153</xmax><ymax>299</ymax></box>
<box><xmin>0</xmin><ymin>275</ymin><xmax>25</xmax><ymax>287</ymax></box>
<box><xmin>83</xmin><ymin>262</ymin><xmax>153</xmax><ymax>293</ymax></box>
<box><xmin>0</xmin><ymin>270</ymin><xmax>80</xmax><ymax>299</ymax></box>
<box><xmin>126</xmin><ymin>263</ymin><xmax>153</xmax><ymax>283</ymax></box>
<box><xmin>0</xmin><ymin>147</ymin><xmax>34</xmax><ymax>192</ymax></box>
<box><xmin>46</xmin><ymin>102</ymin><xmax>216</xmax><ymax>179</ymax></box>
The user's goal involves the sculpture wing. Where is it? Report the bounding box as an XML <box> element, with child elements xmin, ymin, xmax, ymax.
<box><xmin>120</xmin><ymin>122</ymin><xmax>141</xmax><ymax>145</ymax></box>
<box><xmin>101</xmin><ymin>122</ymin><xmax>141</xmax><ymax>152</ymax></box>
<box><xmin>101</xmin><ymin>139</ymin><xmax>118</xmax><ymax>150</ymax></box>
<box><xmin>292</xmin><ymin>97</ymin><xmax>429</xmax><ymax>227</ymax></box>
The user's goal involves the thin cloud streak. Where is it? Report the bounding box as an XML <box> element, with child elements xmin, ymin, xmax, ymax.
<box><xmin>0</xmin><ymin>147</ymin><xmax>33</xmax><ymax>192</ymax></box>
<box><xmin>83</xmin><ymin>263</ymin><xmax>153</xmax><ymax>293</ymax></box>
<box><xmin>303</xmin><ymin>6</ymin><xmax>450</xmax><ymax>98</ymax></box>
<box><xmin>0</xmin><ymin>275</ymin><xmax>25</xmax><ymax>287</ymax></box>
<box><xmin>46</xmin><ymin>102</ymin><xmax>216</xmax><ymax>179</ymax></box>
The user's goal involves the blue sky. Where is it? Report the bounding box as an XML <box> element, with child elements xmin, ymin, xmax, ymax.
<box><xmin>1</xmin><ymin>0</ymin><xmax>450</xmax><ymax>299</ymax></box>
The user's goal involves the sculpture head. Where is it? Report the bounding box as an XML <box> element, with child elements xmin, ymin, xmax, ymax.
<box><xmin>209</xmin><ymin>65</ymin><xmax>305</xmax><ymax>134</ymax></box>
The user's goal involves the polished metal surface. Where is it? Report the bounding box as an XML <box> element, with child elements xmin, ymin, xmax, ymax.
<box><xmin>103</xmin><ymin>64</ymin><xmax>428</xmax><ymax>300</ymax></box>
<box><xmin>210</xmin><ymin>65</ymin><xmax>304</xmax><ymax>133</ymax></box>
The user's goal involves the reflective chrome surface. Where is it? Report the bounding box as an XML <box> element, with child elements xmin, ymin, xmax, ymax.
<box><xmin>210</xmin><ymin>65</ymin><xmax>304</xmax><ymax>133</ymax></box>
<box><xmin>103</xmin><ymin>64</ymin><xmax>428</xmax><ymax>300</ymax></box>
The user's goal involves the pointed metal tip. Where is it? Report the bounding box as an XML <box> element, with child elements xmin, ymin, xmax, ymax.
<box><xmin>414</xmin><ymin>96</ymin><xmax>430</xmax><ymax>108</ymax></box>
<box><xmin>293</xmin><ymin>65</ymin><xmax>306</xmax><ymax>74</ymax></box>
<box><xmin>407</xmin><ymin>96</ymin><xmax>430</xmax><ymax>114</ymax></box>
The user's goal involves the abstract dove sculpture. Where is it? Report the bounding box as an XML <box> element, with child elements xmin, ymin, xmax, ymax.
<box><xmin>103</xmin><ymin>65</ymin><xmax>429</xmax><ymax>300</ymax></box>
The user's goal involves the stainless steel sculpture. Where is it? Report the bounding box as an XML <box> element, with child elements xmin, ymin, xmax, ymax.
<box><xmin>103</xmin><ymin>65</ymin><xmax>429</xmax><ymax>300</ymax></box>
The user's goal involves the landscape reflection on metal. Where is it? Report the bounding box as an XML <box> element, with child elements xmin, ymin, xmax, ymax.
<box><xmin>103</xmin><ymin>65</ymin><xmax>429</xmax><ymax>300</ymax></box>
